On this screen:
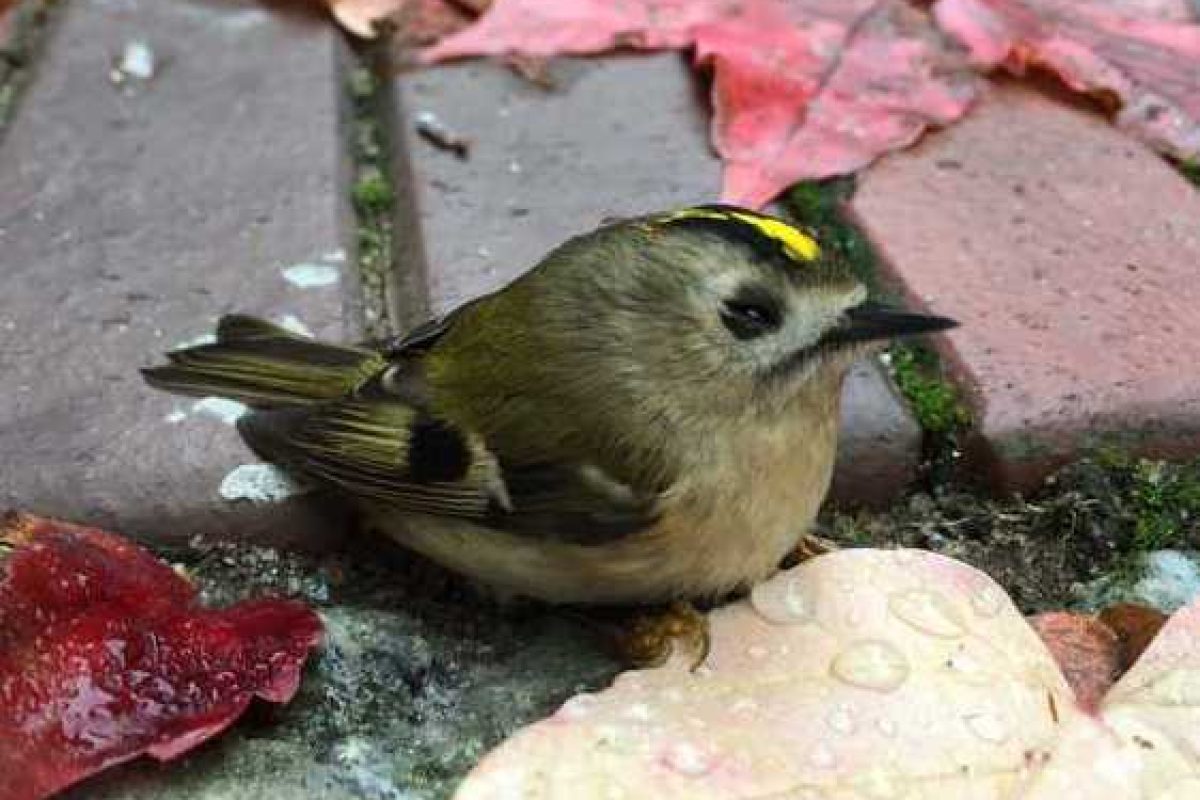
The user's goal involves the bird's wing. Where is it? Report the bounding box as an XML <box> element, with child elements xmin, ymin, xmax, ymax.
<box><xmin>376</xmin><ymin>294</ymin><xmax>489</xmax><ymax>356</ymax></box>
<box><xmin>239</xmin><ymin>382</ymin><xmax>659</xmax><ymax>545</ymax></box>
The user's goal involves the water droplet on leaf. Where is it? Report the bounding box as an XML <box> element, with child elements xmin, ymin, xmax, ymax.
<box><xmin>830</xmin><ymin>640</ymin><xmax>910</xmax><ymax>692</ymax></box>
<box><xmin>663</xmin><ymin>741</ymin><xmax>711</xmax><ymax>777</ymax></box>
<box><xmin>970</xmin><ymin>586</ymin><xmax>1004</xmax><ymax>618</ymax></box>
<box><xmin>826</xmin><ymin>704</ymin><xmax>855</xmax><ymax>734</ymax></box>
<box><xmin>809</xmin><ymin>743</ymin><xmax>837</xmax><ymax>769</ymax></box>
<box><xmin>557</xmin><ymin>693</ymin><xmax>599</xmax><ymax>720</ymax></box>
<box><xmin>750</xmin><ymin>575</ymin><xmax>815</xmax><ymax>624</ymax></box>
<box><xmin>1142</xmin><ymin>669</ymin><xmax>1200</xmax><ymax>706</ymax></box>
<box><xmin>889</xmin><ymin>590</ymin><xmax>965</xmax><ymax>638</ymax></box>
<box><xmin>963</xmin><ymin>710</ymin><xmax>1011</xmax><ymax>744</ymax></box>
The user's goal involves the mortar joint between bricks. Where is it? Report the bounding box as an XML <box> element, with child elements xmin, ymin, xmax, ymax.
<box><xmin>341</xmin><ymin>35</ymin><xmax>417</xmax><ymax>342</ymax></box>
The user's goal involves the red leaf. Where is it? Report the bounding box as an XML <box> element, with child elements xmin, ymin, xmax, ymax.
<box><xmin>702</xmin><ymin>2</ymin><xmax>981</xmax><ymax>207</ymax></box>
<box><xmin>0</xmin><ymin>513</ymin><xmax>323</xmax><ymax>800</ymax></box>
<box><xmin>1029</xmin><ymin>611</ymin><xmax>1121</xmax><ymax>712</ymax></box>
<box><xmin>1098</xmin><ymin>602</ymin><xmax>1168</xmax><ymax>672</ymax></box>
<box><xmin>423</xmin><ymin>0</ymin><xmax>981</xmax><ymax>208</ymax></box>
<box><xmin>934</xmin><ymin>0</ymin><xmax>1200</xmax><ymax>161</ymax></box>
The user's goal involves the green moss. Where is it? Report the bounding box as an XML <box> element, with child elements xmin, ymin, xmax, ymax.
<box><xmin>823</xmin><ymin>513</ymin><xmax>873</xmax><ymax>547</ymax></box>
<box><xmin>345</xmin><ymin>45</ymin><xmax>397</xmax><ymax>339</ymax></box>
<box><xmin>1063</xmin><ymin>451</ymin><xmax>1200</xmax><ymax>561</ymax></box>
<box><xmin>351</xmin><ymin>168</ymin><xmax>393</xmax><ymax>215</ymax></box>
<box><xmin>1175</xmin><ymin>158</ymin><xmax>1200</xmax><ymax>188</ymax></box>
<box><xmin>888</xmin><ymin>344</ymin><xmax>970</xmax><ymax>435</ymax></box>
<box><xmin>784</xmin><ymin>178</ymin><xmax>886</xmax><ymax>297</ymax></box>
<box><xmin>0</xmin><ymin>84</ymin><xmax>15</xmax><ymax>129</ymax></box>
<box><xmin>347</xmin><ymin>66</ymin><xmax>377</xmax><ymax>101</ymax></box>
<box><xmin>1130</xmin><ymin>458</ymin><xmax>1200</xmax><ymax>551</ymax></box>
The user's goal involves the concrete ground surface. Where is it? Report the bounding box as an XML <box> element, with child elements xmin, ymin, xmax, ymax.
<box><xmin>3</xmin><ymin>0</ymin><xmax>1200</xmax><ymax>798</ymax></box>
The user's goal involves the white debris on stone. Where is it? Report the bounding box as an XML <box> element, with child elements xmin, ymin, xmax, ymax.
<box><xmin>282</xmin><ymin>262</ymin><xmax>339</xmax><ymax>288</ymax></box>
<box><xmin>172</xmin><ymin>331</ymin><xmax>217</xmax><ymax>349</ymax></box>
<box><xmin>191</xmin><ymin>397</ymin><xmax>248</xmax><ymax>425</ymax></box>
<box><xmin>330</xmin><ymin>736</ymin><xmax>409</xmax><ymax>800</ymax></box>
<box><xmin>1079</xmin><ymin>549</ymin><xmax>1200</xmax><ymax>613</ymax></box>
<box><xmin>164</xmin><ymin>409</ymin><xmax>188</xmax><ymax>424</ymax></box>
<box><xmin>1133</xmin><ymin>550</ymin><xmax>1200</xmax><ymax>612</ymax></box>
<box><xmin>323</xmin><ymin>248</ymin><xmax>347</xmax><ymax>264</ymax></box>
<box><xmin>111</xmin><ymin>40</ymin><xmax>155</xmax><ymax>84</ymax></box>
<box><xmin>219</xmin><ymin>464</ymin><xmax>305</xmax><ymax>503</ymax></box>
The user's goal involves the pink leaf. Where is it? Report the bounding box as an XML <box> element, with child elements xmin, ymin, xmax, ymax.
<box><xmin>454</xmin><ymin>549</ymin><xmax>1200</xmax><ymax>798</ymax></box>
<box><xmin>456</xmin><ymin>549</ymin><xmax>1073</xmax><ymax>798</ymax></box>
<box><xmin>0</xmin><ymin>513</ymin><xmax>323</xmax><ymax>800</ymax></box>
<box><xmin>934</xmin><ymin>0</ymin><xmax>1200</xmax><ymax>161</ymax></box>
<box><xmin>423</xmin><ymin>0</ymin><xmax>981</xmax><ymax>208</ymax></box>
<box><xmin>706</xmin><ymin>2</ymin><xmax>982</xmax><ymax>207</ymax></box>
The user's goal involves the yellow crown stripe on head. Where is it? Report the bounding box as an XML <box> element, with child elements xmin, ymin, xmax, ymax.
<box><xmin>662</xmin><ymin>207</ymin><xmax>821</xmax><ymax>263</ymax></box>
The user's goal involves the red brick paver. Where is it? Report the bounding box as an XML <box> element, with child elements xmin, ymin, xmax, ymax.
<box><xmin>0</xmin><ymin>1</ymin><xmax>351</xmax><ymax>545</ymax></box>
<box><xmin>393</xmin><ymin>55</ymin><xmax>921</xmax><ymax>507</ymax></box>
<box><xmin>853</xmin><ymin>81</ymin><xmax>1200</xmax><ymax>492</ymax></box>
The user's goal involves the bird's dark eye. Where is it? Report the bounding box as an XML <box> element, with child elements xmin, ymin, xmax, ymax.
<box><xmin>720</xmin><ymin>287</ymin><xmax>782</xmax><ymax>340</ymax></box>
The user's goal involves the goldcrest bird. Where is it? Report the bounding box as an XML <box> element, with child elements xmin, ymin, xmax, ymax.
<box><xmin>144</xmin><ymin>206</ymin><xmax>954</xmax><ymax>656</ymax></box>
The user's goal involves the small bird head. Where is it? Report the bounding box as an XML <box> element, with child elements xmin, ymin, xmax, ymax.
<box><xmin>522</xmin><ymin>205</ymin><xmax>957</xmax><ymax>419</ymax></box>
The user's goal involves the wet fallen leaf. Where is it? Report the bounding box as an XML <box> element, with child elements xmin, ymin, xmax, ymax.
<box><xmin>423</xmin><ymin>0</ymin><xmax>981</xmax><ymax>208</ymax></box>
<box><xmin>934</xmin><ymin>0</ymin><xmax>1200</xmax><ymax>161</ymax></box>
<box><xmin>1100</xmin><ymin>602</ymin><xmax>1169</xmax><ymax>671</ymax></box>
<box><xmin>1021</xmin><ymin>595</ymin><xmax>1200</xmax><ymax>799</ymax></box>
<box><xmin>455</xmin><ymin>549</ymin><xmax>1200</xmax><ymax>799</ymax></box>
<box><xmin>0</xmin><ymin>512</ymin><xmax>323</xmax><ymax>800</ymax></box>
<box><xmin>704</xmin><ymin>2</ymin><xmax>981</xmax><ymax>207</ymax></box>
<box><xmin>458</xmin><ymin>549</ymin><xmax>1072</xmax><ymax>798</ymax></box>
<box><xmin>1029</xmin><ymin>611</ymin><xmax>1120</xmax><ymax>711</ymax></box>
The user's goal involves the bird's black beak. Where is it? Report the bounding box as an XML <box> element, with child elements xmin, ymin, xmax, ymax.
<box><xmin>822</xmin><ymin>301</ymin><xmax>958</xmax><ymax>348</ymax></box>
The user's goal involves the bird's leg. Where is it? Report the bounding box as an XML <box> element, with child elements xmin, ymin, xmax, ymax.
<box><xmin>780</xmin><ymin>533</ymin><xmax>840</xmax><ymax>570</ymax></box>
<box><xmin>615</xmin><ymin>601</ymin><xmax>711</xmax><ymax>670</ymax></box>
<box><xmin>564</xmin><ymin>601</ymin><xmax>711</xmax><ymax>671</ymax></box>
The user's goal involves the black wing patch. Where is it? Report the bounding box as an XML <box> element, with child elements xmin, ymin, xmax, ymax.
<box><xmin>238</xmin><ymin>397</ymin><xmax>496</xmax><ymax>518</ymax></box>
<box><xmin>407</xmin><ymin>416</ymin><xmax>473</xmax><ymax>483</ymax></box>
<box><xmin>238</xmin><ymin>395</ymin><xmax>658</xmax><ymax>545</ymax></box>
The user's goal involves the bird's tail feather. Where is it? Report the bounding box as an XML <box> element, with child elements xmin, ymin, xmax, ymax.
<box><xmin>142</xmin><ymin>315</ymin><xmax>384</xmax><ymax>408</ymax></box>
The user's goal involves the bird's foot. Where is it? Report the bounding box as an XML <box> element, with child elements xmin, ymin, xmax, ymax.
<box><xmin>613</xmin><ymin>601</ymin><xmax>711</xmax><ymax>671</ymax></box>
<box><xmin>780</xmin><ymin>533</ymin><xmax>840</xmax><ymax>570</ymax></box>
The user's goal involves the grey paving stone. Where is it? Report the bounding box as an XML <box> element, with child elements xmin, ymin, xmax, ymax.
<box><xmin>391</xmin><ymin>54</ymin><xmax>920</xmax><ymax>507</ymax></box>
<box><xmin>0</xmin><ymin>0</ymin><xmax>351</xmax><ymax>546</ymax></box>
<box><xmin>832</xmin><ymin>361</ymin><xmax>923</xmax><ymax>508</ymax></box>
